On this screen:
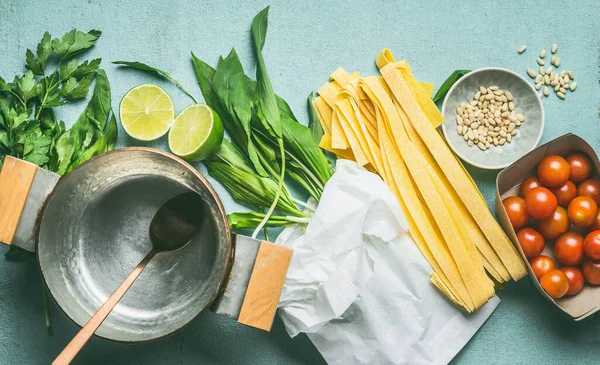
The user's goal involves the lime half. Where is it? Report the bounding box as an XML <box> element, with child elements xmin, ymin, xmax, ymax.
<box><xmin>119</xmin><ymin>84</ymin><xmax>175</xmax><ymax>141</ymax></box>
<box><xmin>168</xmin><ymin>104</ymin><xmax>224</xmax><ymax>161</ymax></box>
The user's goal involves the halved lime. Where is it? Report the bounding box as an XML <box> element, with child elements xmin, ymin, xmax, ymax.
<box><xmin>119</xmin><ymin>84</ymin><xmax>175</xmax><ymax>141</ymax></box>
<box><xmin>168</xmin><ymin>104</ymin><xmax>224</xmax><ymax>161</ymax></box>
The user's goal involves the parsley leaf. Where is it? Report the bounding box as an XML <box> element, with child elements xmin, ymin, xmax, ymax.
<box><xmin>51</xmin><ymin>29</ymin><xmax>101</xmax><ymax>61</ymax></box>
<box><xmin>25</xmin><ymin>32</ymin><xmax>52</xmax><ymax>76</ymax></box>
<box><xmin>72</xmin><ymin>59</ymin><xmax>101</xmax><ymax>79</ymax></box>
<box><xmin>59</xmin><ymin>74</ymin><xmax>94</xmax><ymax>100</ymax></box>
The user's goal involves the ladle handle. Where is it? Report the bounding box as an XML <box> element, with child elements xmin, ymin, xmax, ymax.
<box><xmin>53</xmin><ymin>251</ymin><xmax>156</xmax><ymax>365</ymax></box>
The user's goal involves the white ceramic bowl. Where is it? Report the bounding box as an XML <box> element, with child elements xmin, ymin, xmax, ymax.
<box><xmin>441</xmin><ymin>67</ymin><xmax>544</xmax><ymax>170</ymax></box>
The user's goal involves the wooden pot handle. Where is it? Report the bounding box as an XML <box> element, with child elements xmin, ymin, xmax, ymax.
<box><xmin>211</xmin><ymin>235</ymin><xmax>292</xmax><ymax>331</ymax></box>
<box><xmin>237</xmin><ymin>240</ymin><xmax>292</xmax><ymax>331</ymax></box>
<box><xmin>0</xmin><ymin>156</ymin><xmax>60</xmax><ymax>250</ymax></box>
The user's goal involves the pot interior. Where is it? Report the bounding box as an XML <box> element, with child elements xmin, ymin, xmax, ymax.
<box><xmin>37</xmin><ymin>148</ymin><xmax>231</xmax><ymax>342</ymax></box>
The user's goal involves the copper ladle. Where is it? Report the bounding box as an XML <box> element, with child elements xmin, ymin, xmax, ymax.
<box><xmin>53</xmin><ymin>191</ymin><xmax>204</xmax><ymax>365</ymax></box>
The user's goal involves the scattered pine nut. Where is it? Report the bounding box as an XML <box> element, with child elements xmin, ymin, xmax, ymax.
<box><xmin>557</xmin><ymin>91</ymin><xmax>565</xmax><ymax>99</ymax></box>
<box><xmin>537</xmin><ymin>58</ymin><xmax>545</xmax><ymax>65</ymax></box>
<box><xmin>570</xmin><ymin>82</ymin><xmax>578</xmax><ymax>91</ymax></box>
<box><xmin>543</xmin><ymin>86</ymin><xmax>549</xmax><ymax>96</ymax></box>
<box><xmin>526</xmin><ymin>69</ymin><xmax>537</xmax><ymax>78</ymax></box>
<box><xmin>518</xmin><ymin>45</ymin><xmax>527</xmax><ymax>53</ymax></box>
<box><xmin>551</xmin><ymin>44</ymin><xmax>558</xmax><ymax>53</ymax></box>
<box><xmin>539</xmin><ymin>49</ymin><xmax>546</xmax><ymax>58</ymax></box>
<box><xmin>554</xmin><ymin>57</ymin><xmax>561</xmax><ymax>67</ymax></box>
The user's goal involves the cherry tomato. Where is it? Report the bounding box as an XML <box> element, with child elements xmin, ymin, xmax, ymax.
<box><xmin>539</xmin><ymin>269</ymin><xmax>570</xmax><ymax>299</ymax></box>
<box><xmin>590</xmin><ymin>210</ymin><xmax>600</xmax><ymax>231</ymax></box>
<box><xmin>537</xmin><ymin>155</ymin><xmax>570</xmax><ymax>187</ymax></box>
<box><xmin>520</xmin><ymin>176</ymin><xmax>543</xmax><ymax>197</ymax></box>
<box><xmin>530</xmin><ymin>255</ymin><xmax>556</xmax><ymax>280</ymax></box>
<box><xmin>567</xmin><ymin>153</ymin><xmax>593</xmax><ymax>183</ymax></box>
<box><xmin>560</xmin><ymin>267</ymin><xmax>585</xmax><ymax>296</ymax></box>
<box><xmin>537</xmin><ymin>206</ymin><xmax>569</xmax><ymax>239</ymax></box>
<box><xmin>582</xmin><ymin>258</ymin><xmax>600</xmax><ymax>285</ymax></box>
<box><xmin>550</xmin><ymin>181</ymin><xmax>577</xmax><ymax>207</ymax></box>
<box><xmin>568</xmin><ymin>196</ymin><xmax>598</xmax><ymax>228</ymax></box>
<box><xmin>502</xmin><ymin>196</ymin><xmax>529</xmax><ymax>229</ymax></box>
<box><xmin>577</xmin><ymin>179</ymin><xmax>600</xmax><ymax>205</ymax></box>
<box><xmin>583</xmin><ymin>230</ymin><xmax>600</xmax><ymax>260</ymax></box>
<box><xmin>554</xmin><ymin>231</ymin><xmax>584</xmax><ymax>265</ymax></box>
<box><xmin>516</xmin><ymin>228</ymin><xmax>545</xmax><ymax>259</ymax></box>
<box><xmin>524</xmin><ymin>187</ymin><xmax>558</xmax><ymax>220</ymax></box>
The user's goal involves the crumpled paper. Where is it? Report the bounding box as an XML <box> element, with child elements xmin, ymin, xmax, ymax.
<box><xmin>276</xmin><ymin>160</ymin><xmax>500</xmax><ymax>365</ymax></box>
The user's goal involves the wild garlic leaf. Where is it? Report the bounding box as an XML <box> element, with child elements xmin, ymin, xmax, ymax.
<box><xmin>209</xmin><ymin>139</ymin><xmax>254</xmax><ymax>174</ymax></box>
<box><xmin>191</xmin><ymin>53</ymin><xmax>247</xmax><ymax>150</ymax></box>
<box><xmin>71</xmin><ymin>58</ymin><xmax>101</xmax><ymax>79</ymax></box>
<box><xmin>307</xmin><ymin>92</ymin><xmax>324</xmax><ymax>145</ymax></box>
<box><xmin>113</xmin><ymin>60</ymin><xmax>197</xmax><ymax>103</ymax></box>
<box><xmin>251</xmin><ymin>6</ymin><xmax>281</xmax><ymax>139</ymax></box>
<box><xmin>213</xmin><ymin>49</ymin><xmax>268</xmax><ymax>176</ymax></box>
<box><xmin>228</xmin><ymin>212</ymin><xmax>299</xmax><ymax>229</ymax></box>
<box><xmin>205</xmin><ymin>161</ymin><xmax>303</xmax><ymax>217</ymax></box>
<box><xmin>52</xmin><ymin>29</ymin><xmax>101</xmax><ymax>61</ymax></box>
<box><xmin>433</xmin><ymin>69</ymin><xmax>471</xmax><ymax>103</ymax></box>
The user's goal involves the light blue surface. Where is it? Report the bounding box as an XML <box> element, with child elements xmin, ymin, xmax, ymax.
<box><xmin>1</xmin><ymin>0</ymin><xmax>600</xmax><ymax>364</ymax></box>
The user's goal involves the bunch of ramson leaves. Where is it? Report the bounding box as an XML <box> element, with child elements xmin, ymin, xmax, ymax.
<box><xmin>115</xmin><ymin>7</ymin><xmax>332</xmax><ymax>237</ymax></box>
<box><xmin>0</xmin><ymin>29</ymin><xmax>117</xmax><ymax>329</ymax></box>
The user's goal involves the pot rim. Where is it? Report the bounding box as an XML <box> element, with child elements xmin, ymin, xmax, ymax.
<box><xmin>35</xmin><ymin>147</ymin><xmax>233</xmax><ymax>344</ymax></box>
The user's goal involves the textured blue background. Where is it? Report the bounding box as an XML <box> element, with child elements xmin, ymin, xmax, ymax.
<box><xmin>1</xmin><ymin>0</ymin><xmax>600</xmax><ymax>364</ymax></box>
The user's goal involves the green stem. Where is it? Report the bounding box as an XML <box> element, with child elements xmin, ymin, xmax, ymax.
<box><xmin>252</xmin><ymin>139</ymin><xmax>286</xmax><ymax>239</ymax></box>
<box><xmin>264</xmin><ymin>227</ymin><xmax>270</xmax><ymax>242</ymax></box>
<box><xmin>8</xmin><ymin>90</ymin><xmax>26</xmax><ymax>109</ymax></box>
<box><xmin>42</xmin><ymin>284</ymin><xmax>52</xmax><ymax>331</ymax></box>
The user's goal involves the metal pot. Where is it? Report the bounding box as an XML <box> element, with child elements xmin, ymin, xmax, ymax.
<box><xmin>0</xmin><ymin>148</ymin><xmax>292</xmax><ymax>342</ymax></box>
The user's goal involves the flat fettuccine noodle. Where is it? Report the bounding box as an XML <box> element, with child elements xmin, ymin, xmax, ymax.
<box><xmin>310</xmin><ymin>51</ymin><xmax>527</xmax><ymax>311</ymax></box>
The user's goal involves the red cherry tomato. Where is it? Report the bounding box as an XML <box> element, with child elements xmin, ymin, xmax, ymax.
<box><xmin>568</xmin><ymin>196</ymin><xmax>598</xmax><ymax>228</ymax></box>
<box><xmin>524</xmin><ymin>187</ymin><xmax>558</xmax><ymax>220</ymax></box>
<box><xmin>583</xmin><ymin>230</ymin><xmax>600</xmax><ymax>260</ymax></box>
<box><xmin>577</xmin><ymin>179</ymin><xmax>600</xmax><ymax>205</ymax></box>
<box><xmin>582</xmin><ymin>258</ymin><xmax>600</xmax><ymax>285</ymax></box>
<box><xmin>502</xmin><ymin>196</ymin><xmax>529</xmax><ymax>229</ymax></box>
<box><xmin>516</xmin><ymin>228</ymin><xmax>545</xmax><ymax>259</ymax></box>
<box><xmin>520</xmin><ymin>176</ymin><xmax>543</xmax><ymax>197</ymax></box>
<box><xmin>537</xmin><ymin>155</ymin><xmax>570</xmax><ymax>187</ymax></box>
<box><xmin>560</xmin><ymin>267</ymin><xmax>584</xmax><ymax>296</ymax></box>
<box><xmin>550</xmin><ymin>181</ymin><xmax>577</xmax><ymax>207</ymax></box>
<box><xmin>537</xmin><ymin>206</ymin><xmax>569</xmax><ymax>239</ymax></box>
<box><xmin>567</xmin><ymin>153</ymin><xmax>593</xmax><ymax>183</ymax></box>
<box><xmin>554</xmin><ymin>231</ymin><xmax>584</xmax><ymax>265</ymax></box>
<box><xmin>530</xmin><ymin>255</ymin><xmax>556</xmax><ymax>280</ymax></box>
<box><xmin>539</xmin><ymin>269</ymin><xmax>570</xmax><ymax>299</ymax></box>
<box><xmin>590</xmin><ymin>210</ymin><xmax>600</xmax><ymax>231</ymax></box>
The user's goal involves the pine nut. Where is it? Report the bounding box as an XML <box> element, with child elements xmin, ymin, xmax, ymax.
<box><xmin>543</xmin><ymin>86</ymin><xmax>549</xmax><ymax>96</ymax></box>
<box><xmin>554</xmin><ymin>57</ymin><xmax>560</xmax><ymax>67</ymax></box>
<box><xmin>457</xmin><ymin>125</ymin><xmax>463</xmax><ymax>135</ymax></box>
<box><xmin>568</xmin><ymin>71</ymin><xmax>574</xmax><ymax>79</ymax></box>
<box><xmin>537</xmin><ymin>58</ymin><xmax>545</xmax><ymax>65</ymax></box>
<box><xmin>505</xmin><ymin>91</ymin><xmax>513</xmax><ymax>101</ymax></box>
<box><xmin>518</xmin><ymin>45</ymin><xmax>527</xmax><ymax>53</ymax></box>
<box><xmin>551</xmin><ymin>44</ymin><xmax>558</xmax><ymax>53</ymax></box>
<box><xmin>499</xmin><ymin>138</ymin><xmax>506</xmax><ymax>145</ymax></box>
<box><xmin>477</xmin><ymin>142</ymin><xmax>487</xmax><ymax>150</ymax></box>
<box><xmin>554</xmin><ymin>84</ymin><xmax>560</xmax><ymax>91</ymax></box>
<box><xmin>535</xmin><ymin>82</ymin><xmax>542</xmax><ymax>90</ymax></box>
<box><xmin>545</xmin><ymin>67</ymin><xmax>553</xmax><ymax>75</ymax></box>
<box><xmin>468</xmin><ymin>140</ymin><xmax>474</xmax><ymax>147</ymax></box>
<box><xmin>535</xmin><ymin>74</ymin><xmax>542</xmax><ymax>83</ymax></box>
<box><xmin>557</xmin><ymin>91</ymin><xmax>565</xmax><ymax>99</ymax></box>
<box><xmin>539</xmin><ymin>66</ymin><xmax>545</xmax><ymax>75</ymax></box>
<box><xmin>570</xmin><ymin>82</ymin><xmax>578</xmax><ymax>91</ymax></box>
<box><xmin>507</xmin><ymin>134</ymin><xmax>512</xmax><ymax>143</ymax></box>
<box><xmin>480</xmin><ymin>86</ymin><xmax>487</xmax><ymax>94</ymax></box>
<box><xmin>516</xmin><ymin>114</ymin><xmax>524</xmax><ymax>122</ymax></box>
<box><xmin>559</xmin><ymin>87</ymin><xmax>567</xmax><ymax>93</ymax></box>
<box><xmin>551</xmin><ymin>56</ymin><xmax>557</xmax><ymax>65</ymax></box>
<box><xmin>511</xmin><ymin>129</ymin><xmax>518</xmax><ymax>136</ymax></box>
<box><xmin>539</xmin><ymin>49</ymin><xmax>546</xmax><ymax>58</ymax></box>
<box><xmin>544</xmin><ymin>75</ymin><xmax>550</xmax><ymax>84</ymax></box>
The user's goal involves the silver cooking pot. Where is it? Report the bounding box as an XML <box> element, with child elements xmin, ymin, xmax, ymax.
<box><xmin>0</xmin><ymin>148</ymin><xmax>292</xmax><ymax>342</ymax></box>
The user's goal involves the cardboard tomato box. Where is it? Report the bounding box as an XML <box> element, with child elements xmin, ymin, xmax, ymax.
<box><xmin>496</xmin><ymin>133</ymin><xmax>600</xmax><ymax>320</ymax></box>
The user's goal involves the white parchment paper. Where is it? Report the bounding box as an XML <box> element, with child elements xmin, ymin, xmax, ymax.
<box><xmin>276</xmin><ymin>160</ymin><xmax>500</xmax><ymax>365</ymax></box>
